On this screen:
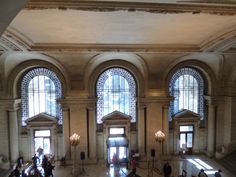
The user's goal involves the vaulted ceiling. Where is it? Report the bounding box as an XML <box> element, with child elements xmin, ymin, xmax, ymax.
<box><xmin>1</xmin><ymin>0</ymin><xmax>236</xmax><ymax>52</ymax></box>
<box><xmin>0</xmin><ymin>0</ymin><xmax>236</xmax><ymax>94</ymax></box>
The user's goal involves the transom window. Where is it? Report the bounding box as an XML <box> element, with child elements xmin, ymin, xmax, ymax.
<box><xmin>109</xmin><ymin>128</ymin><xmax>125</xmax><ymax>135</ymax></box>
<box><xmin>21</xmin><ymin>68</ymin><xmax>62</xmax><ymax>125</ymax></box>
<box><xmin>169</xmin><ymin>67</ymin><xmax>204</xmax><ymax>120</ymax></box>
<box><xmin>96</xmin><ymin>68</ymin><xmax>136</xmax><ymax>124</ymax></box>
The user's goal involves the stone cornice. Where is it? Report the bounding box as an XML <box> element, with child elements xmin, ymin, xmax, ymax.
<box><xmin>26</xmin><ymin>1</ymin><xmax>236</xmax><ymax>15</ymax></box>
<box><xmin>31</xmin><ymin>43</ymin><xmax>200</xmax><ymax>53</ymax></box>
<box><xmin>137</xmin><ymin>96</ymin><xmax>172</xmax><ymax>104</ymax></box>
<box><xmin>205</xmin><ymin>95</ymin><xmax>236</xmax><ymax>103</ymax></box>
<box><xmin>59</xmin><ymin>97</ymin><xmax>97</xmax><ymax>106</ymax></box>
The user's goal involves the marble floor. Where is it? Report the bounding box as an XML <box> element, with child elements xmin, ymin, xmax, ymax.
<box><xmin>51</xmin><ymin>155</ymin><xmax>234</xmax><ymax>177</ymax></box>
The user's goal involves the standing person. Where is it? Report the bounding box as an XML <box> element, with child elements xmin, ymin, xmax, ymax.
<box><xmin>112</xmin><ymin>153</ymin><xmax>119</xmax><ymax>169</ymax></box>
<box><xmin>163</xmin><ymin>162</ymin><xmax>172</xmax><ymax>177</ymax></box>
<box><xmin>215</xmin><ymin>169</ymin><xmax>222</xmax><ymax>177</ymax></box>
<box><xmin>42</xmin><ymin>155</ymin><xmax>48</xmax><ymax>175</ymax></box>
<box><xmin>130</xmin><ymin>157</ymin><xmax>137</xmax><ymax>175</ymax></box>
<box><xmin>45</xmin><ymin>161</ymin><xmax>55</xmax><ymax>177</ymax></box>
<box><xmin>13</xmin><ymin>166</ymin><xmax>21</xmax><ymax>177</ymax></box>
<box><xmin>198</xmin><ymin>169</ymin><xmax>208</xmax><ymax>177</ymax></box>
<box><xmin>127</xmin><ymin>157</ymin><xmax>138</xmax><ymax>177</ymax></box>
<box><xmin>32</xmin><ymin>154</ymin><xmax>40</xmax><ymax>168</ymax></box>
<box><xmin>37</xmin><ymin>146</ymin><xmax>44</xmax><ymax>160</ymax></box>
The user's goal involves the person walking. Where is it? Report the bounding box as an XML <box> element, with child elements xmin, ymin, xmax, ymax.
<box><xmin>163</xmin><ymin>162</ymin><xmax>172</xmax><ymax>177</ymax></box>
<box><xmin>198</xmin><ymin>169</ymin><xmax>208</xmax><ymax>177</ymax></box>
<box><xmin>32</xmin><ymin>154</ymin><xmax>40</xmax><ymax>168</ymax></box>
<box><xmin>215</xmin><ymin>169</ymin><xmax>222</xmax><ymax>177</ymax></box>
<box><xmin>127</xmin><ymin>157</ymin><xmax>139</xmax><ymax>177</ymax></box>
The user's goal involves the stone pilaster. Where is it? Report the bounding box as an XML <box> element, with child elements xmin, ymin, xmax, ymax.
<box><xmin>62</xmin><ymin>107</ymin><xmax>70</xmax><ymax>159</ymax></box>
<box><xmin>1</xmin><ymin>99</ymin><xmax>21</xmax><ymax>163</ymax></box>
<box><xmin>137</xmin><ymin>102</ymin><xmax>146</xmax><ymax>156</ymax></box>
<box><xmin>8</xmin><ymin>108</ymin><xmax>19</xmax><ymax>163</ymax></box>
<box><xmin>88</xmin><ymin>104</ymin><xmax>96</xmax><ymax>159</ymax></box>
<box><xmin>205</xmin><ymin>96</ymin><xmax>216</xmax><ymax>157</ymax></box>
<box><xmin>162</xmin><ymin>105</ymin><xmax>169</xmax><ymax>155</ymax></box>
<box><xmin>138</xmin><ymin>96</ymin><xmax>171</xmax><ymax>158</ymax></box>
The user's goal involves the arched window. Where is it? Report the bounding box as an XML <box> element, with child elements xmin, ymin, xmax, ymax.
<box><xmin>169</xmin><ymin>67</ymin><xmax>204</xmax><ymax>120</ymax></box>
<box><xmin>21</xmin><ymin>68</ymin><xmax>62</xmax><ymax>125</ymax></box>
<box><xmin>96</xmin><ymin>68</ymin><xmax>136</xmax><ymax>124</ymax></box>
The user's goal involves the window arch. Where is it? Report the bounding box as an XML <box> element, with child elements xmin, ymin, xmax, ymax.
<box><xmin>21</xmin><ymin>68</ymin><xmax>62</xmax><ymax>125</ymax></box>
<box><xmin>96</xmin><ymin>67</ymin><xmax>136</xmax><ymax>124</ymax></box>
<box><xmin>169</xmin><ymin>67</ymin><xmax>204</xmax><ymax>120</ymax></box>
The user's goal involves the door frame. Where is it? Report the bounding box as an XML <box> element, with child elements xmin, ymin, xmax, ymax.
<box><xmin>102</xmin><ymin>111</ymin><xmax>132</xmax><ymax>161</ymax></box>
<box><xmin>34</xmin><ymin>129</ymin><xmax>52</xmax><ymax>155</ymax></box>
<box><xmin>25</xmin><ymin>113</ymin><xmax>58</xmax><ymax>159</ymax></box>
<box><xmin>172</xmin><ymin>110</ymin><xmax>200</xmax><ymax>154</ymax></box>
<box><xmin>179</xmin><ymin>125</ymin><xmax>194</xmax><ymax>154</ymax></box>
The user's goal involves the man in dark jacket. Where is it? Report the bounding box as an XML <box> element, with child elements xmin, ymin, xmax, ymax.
<box><xmin>163</xmin><ymin>162</ymin><xmax>172</xmax><ymax>177</ymax></box>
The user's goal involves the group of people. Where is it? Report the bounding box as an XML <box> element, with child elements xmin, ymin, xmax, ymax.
<box><xmin>8</xmin><ymin>165</ymin><xmax>27</xmax><ymax>177</ymax></box>
<box><xmin>111</xmin><ymin>153</ymin><xmax>140</xmax><ymax>177</ymax></box>
<box><xmin>198</xmin><ymin>168</ymin><xmax>222</xmax><ymax>177</ymax></box>
<box><xmin>163</xmin><ymin>162</ymin><xmax>223</xmax><ymax>177</ymax></box>
<box><xmin>8</xmin><ymin>146</ymin><xmax>55</xmax><ymax>177</ymax></box>
<box><xmin>111</xmin><ymin>153</ymin><xmax>223</xmax><ymax>177</ymax></box>
<box><xmin>8</xmin><ymin>157</ymin><xmax>27</xmax><ymax>177</ymax></box>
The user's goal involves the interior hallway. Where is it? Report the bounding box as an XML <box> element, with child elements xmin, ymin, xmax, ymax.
<box><xmin>52</xmin><ymin>155</ymin><xmax>234</xmax><ymax>177</ymax></box>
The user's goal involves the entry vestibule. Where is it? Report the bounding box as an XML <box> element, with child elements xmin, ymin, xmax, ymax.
<box><xmin>25</xmin><ymin>113</ymin><xmax>59</xmax><ymax>159</ymax></box>
<box><xmin>173</xmin><ymin>110</ymin><xmax>200</xmax><ymax>155</ymax></box>
<box><xmin>102</xmin><ymin>111</ymin><xmax>132</xmax><ymax>164</ymax></box>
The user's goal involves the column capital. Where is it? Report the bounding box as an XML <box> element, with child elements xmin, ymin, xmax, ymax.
<box><xmin>204</xmin><ymin>95</ymin><xmax>218</xmax><ymax>106</ymax></box>
<box><xmin>61</xmin><ymin>107</ymin><xmax>69</xmax><ymax>112</ymax></box>
<box><xmin>0</xmin><ymin>99</ymin><xmax>21</xmax><ymax>111</ymax></box>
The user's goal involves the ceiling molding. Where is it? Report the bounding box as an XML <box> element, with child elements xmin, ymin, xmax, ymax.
<box><xmin>0</xmin><ymin>36</ymin><xmax>24</xmax><ymax>51</ymax></box>
<box><xmin>26</xmin><ymin>0</ymin><xmax>236</xmax><ymax>15</ymax></box>
<box><xmin>4</xmin><ymin>19</ymin><xmax>236</xmax><ymax>53</ymax></box>
<box><xmin>200</xmin><ymin>26</ymin><xmax>236</xmax><ymax>52</ymax></box>
<box><xmin>30</xmin><ymin>43</ymin><xmax>200</xmax><ymax>52</ymax></box>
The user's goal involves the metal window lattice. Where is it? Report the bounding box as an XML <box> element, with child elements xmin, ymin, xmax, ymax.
<box><xmin>96</xmin><ymin>68</ymin><xmax>136</xmax><ymax>124</ymax></box>
<box><xmin>169</xmin><ymin>67</ymin><xmax>204</xmax><ymax>120</ymax></box>
<box><xmin>21</xmin><ymin>68</ymin><xmax>62</xmax><ymax>125</ymax></box>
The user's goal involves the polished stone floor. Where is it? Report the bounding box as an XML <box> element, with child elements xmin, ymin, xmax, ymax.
<box><xmin>51</xmin><ymin>155</ymin><xmax>234</xmax><ymax>177</ymax></box>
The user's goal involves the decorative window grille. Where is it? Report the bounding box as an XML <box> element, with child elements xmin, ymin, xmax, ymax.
<box><xmin>21</xmin><ymin>68</ymin><xmax>62</xmax><ymax>125</ymax></box>
<box><xmin>169</xmin><ymin>67</ymin><xmax>204</xmax><ymax>120</ymax></box>
<box><xmin>96</xmin><ymin>68</ymin><xmax>136</xmax><ymax>123</ymax></box>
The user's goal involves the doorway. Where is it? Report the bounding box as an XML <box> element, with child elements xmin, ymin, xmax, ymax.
<box><xmin>107</xmin><ymin>127</ymin><xmax>128</xmax><ymax>164</ymax></box>
<box><xmin>34</xmin><ymin>130</ymin><xmax>51</xmax><ymax>156</ymax></box>
<box><xmin>179</xmin><ymin>125</ymin><xmax>194</xmax><ymax>154</ymax></box>
<box><xmin>109</xmin><ymin>146</ymin><xmax>127</xmax><ymax>163</ymax></box>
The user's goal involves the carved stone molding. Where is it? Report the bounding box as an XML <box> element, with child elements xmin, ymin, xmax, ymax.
<box><xmin>26</xmin><ymin>1</ymin><xmax>236</xmax><ymax>15</ymax></box>
<box><xmin>0</xmin><ymin>99</ymin><xmax>21</xmax><ymax>110</ymax></box>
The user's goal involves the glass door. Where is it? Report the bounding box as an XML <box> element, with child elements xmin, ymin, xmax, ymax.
<box><xmin>34</xmin><ymin>130</ymin><xmax>51</xmax><ymax>158</ymax></box>
<box><xmin>109</xmin><ymin>146</ymin><xmax>127</xmax><ymax>163</ymax></box>
<box><xmin>179</xmin><ymin>125</ymin><xmax>194</xmax><ymax>154</ymax></box>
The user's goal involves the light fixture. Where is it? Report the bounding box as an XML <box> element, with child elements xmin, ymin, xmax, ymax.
<box><xmin>155</xmin><ymin>130</ymin><xmax>165</xmax><ymax>143</ymax></box>
<box><xmin>70</xmin><ymin>133</ymin><xmax>80</xmax><ymax>146</ymax></box>
<box><xmin>70</xmin><ymin>133</ymin><xmax>80</xmax><ymax>177</ymax></box>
